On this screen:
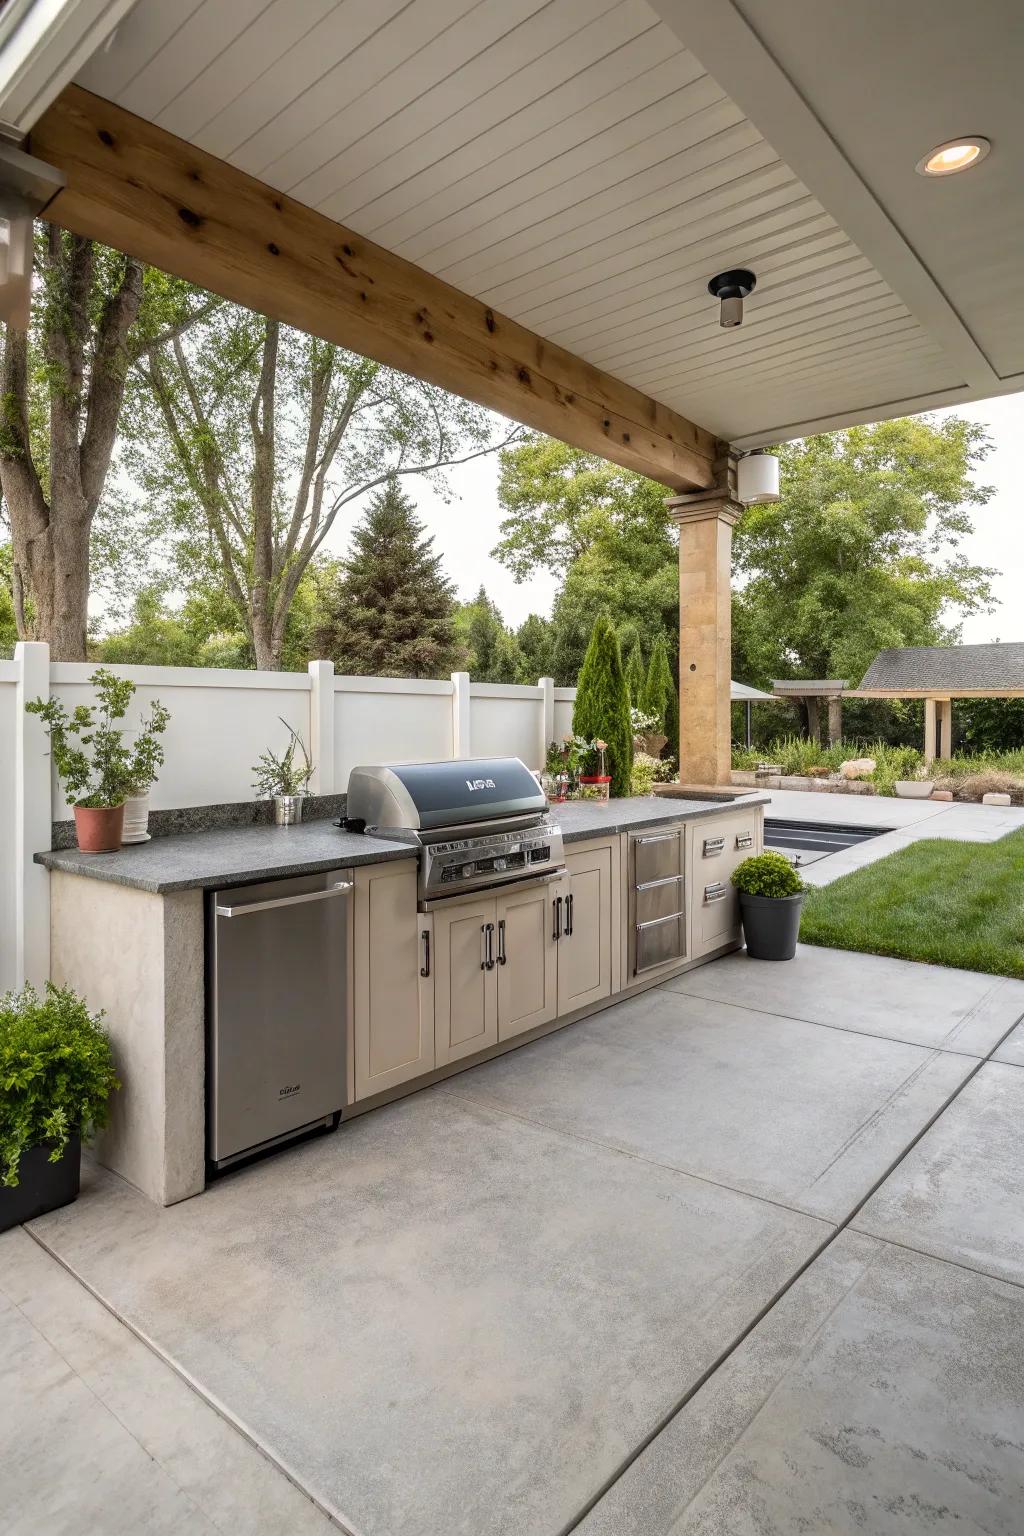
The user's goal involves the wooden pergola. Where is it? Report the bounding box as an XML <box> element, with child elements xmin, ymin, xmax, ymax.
<box><xmin>2</xmin><ymin>1</ymin><xmax>1021</xmax><ymax>787</ymax></box>
<box><xmin>851</xmin><ymin>643</ymin><xmax>1024</xmax><ymax>762</ymax></box>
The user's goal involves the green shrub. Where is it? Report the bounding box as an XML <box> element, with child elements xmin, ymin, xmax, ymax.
<box><xmin>640</xmin><ymin>633</ymin><xmax>673</xmax><ymax>736</ymax></box>
<box><xmin>572</xmin><ymin>616</ymin><xmax>633</xmax><ymax>797</ymax></box>
<box><xmin>26</xmin><ymin>667</ymin><xmax>170</xmax><ymax>808</ymax></box>
<box><xmin>623</xmin><ymin>638</ymin><xmax>645</xmax><ymax>708</ymax></box>
<box><xmin>731</xmin><ymin>851</ymin><xmax>805</xmax><ymax>899</ymax></box>
<box><xmin>1</xmin><ymin>983</ymin><xmax>119</xmax><ymax>1187</ymax></box>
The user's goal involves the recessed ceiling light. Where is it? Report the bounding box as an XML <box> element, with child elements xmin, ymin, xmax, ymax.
<box><xmin>916</xmin><ymin>137</ymin><xmax>991</xmax><ymax>176</ymax></box>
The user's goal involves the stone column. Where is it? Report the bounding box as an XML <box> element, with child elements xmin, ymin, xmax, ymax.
<box><xmin>665</xmin><ymin>483</ymin><xmax>742</xmax><ymax>786</ymax></box>
<box><xmin>827</xmin><ymin>696</ymin><xmax>843</xmax><ymax>745</ymax></box>
<box><xmin>924</xmin><ymin>697</ymin><xmax>937</xmax><ymax>763</ymax></box>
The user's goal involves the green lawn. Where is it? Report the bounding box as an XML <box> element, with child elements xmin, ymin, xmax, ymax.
<box><xmin>800</xmin><ymin>831</ymin><xmax>1024</xmax><ymax>978</ymax></box>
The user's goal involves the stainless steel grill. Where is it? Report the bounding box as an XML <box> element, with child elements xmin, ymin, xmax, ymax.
<box><xmin>345</xmin><ymin>757</ymin><xmax>565</xmax><ymax>905</ymax></box>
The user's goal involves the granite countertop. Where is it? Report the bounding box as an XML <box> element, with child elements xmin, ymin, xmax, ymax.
<box><xmin>36</xmin><ymin>791</ymin><xmax>767</xmax><ymax>894</ymax></box>
<box><xmin>36</xmin><ymin>819</ymin><xmax>416</xmax><ymax>894</ymax></box>
<box><xmin>550</xmin><ymin>790</ymin><xmax>767</xmax><ymax>842</ymax></box>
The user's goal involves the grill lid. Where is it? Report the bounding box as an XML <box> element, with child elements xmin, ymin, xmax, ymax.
<box><xmin>347</xmin><ymin>757</ymin><xmax>545</xmax><ymax>832</ymax></box>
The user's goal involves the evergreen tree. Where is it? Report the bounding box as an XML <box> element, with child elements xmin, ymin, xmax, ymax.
<box><xmin>312</xmin><ymin>479</ymin><xmax>462</xmax><ymax>677</ymax></box>
<box><xmin>458</xmin><ymin>586</ymin><xmax>504</xmax><ymax>678</ymax></box>
<box><xmin>515</xmin><ymin>613</ymin><xmax>553</xmax><ymax>682</ymax></box>
<box><xmin>623</xmin><ymin>637</ymin><xmax>645</xmax><ymax>708</ymax></box>
<box><xmin>640</xmin><ymin>633</ymin><xmax>673</xmax><ymax>733</ymax></box>
<box><xmin>491</xmin><ymin>627</ymin><xmax>526</xmax><ymax>684</ymax></box>
<box><xmin>572</xmin><ymin>615</ymin><xmax>633</xmax><ymax>797</ymax></box>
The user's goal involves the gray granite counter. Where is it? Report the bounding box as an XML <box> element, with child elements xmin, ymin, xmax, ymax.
<box><xmin>36</xmin><ymin>791</ymin><xmax>766</xmax><ymax>893</ymax></box>
<box><xmin>550</xmin><ymin>790</ymin><xmax>767</xmax><ymax>842</ymax></box>
<box><xmin>36</xmin><ymin>819</ymin><xmax>415</xmax><ymax>894</ymax></box>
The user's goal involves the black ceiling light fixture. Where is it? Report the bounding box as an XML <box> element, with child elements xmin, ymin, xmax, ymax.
<box><xmin>707</xmin><ymin>268</ymin><xmax>756</xmax><ymax>329</ymax></box>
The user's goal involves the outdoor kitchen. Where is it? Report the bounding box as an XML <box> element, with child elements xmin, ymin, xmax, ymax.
<box><xmin>36</xmin><ymin>751</ymin><xmax>765</xmax><ymax>1206</ymax></box>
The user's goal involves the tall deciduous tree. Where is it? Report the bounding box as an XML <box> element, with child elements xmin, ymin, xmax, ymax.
<box><xmin>311</xmin><ymin>479</ymin><xmax>462</xmax><ymax>678</ymax></box>
<box><xmin>123</xmin><ymin>304</ymin><xmax>517</xmax><ymax>670</ymax></box>
<box><xmin>0</xmin><ymin>230</ymin><xmax>215</xmax><ymax>658</ymax></box>
<box><xmin>572</xmin><ymin>615</ymin><xmax>633</xmax><ymax>797</ymax></box>
<box><xmin>732</xmin><ymin>418</ymin><xmax>996</xmax><ymax>688</ymax></box>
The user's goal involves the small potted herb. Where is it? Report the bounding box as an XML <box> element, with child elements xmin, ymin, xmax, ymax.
<box><xmin>26</xmin><ymin>668</ymin><xmax>171</xmax><ymax>853</ymax></box>
<box><xmin>252</xmin><ymin>718</ymin><xmax>314</xmax><ymax>825</ymax></box>
<box><xmin>731</xmin><ymin>851</ymin><xmax>806</xmax><ymax>961</ymax></box>
<box><xmin>1</xmin><ymin>983</ymin><xmax>119</xmax><ymax>1231</ymax></box>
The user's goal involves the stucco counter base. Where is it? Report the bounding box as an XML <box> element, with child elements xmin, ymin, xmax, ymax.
<box><xmin>50</xmin><ymin>871</ymin><xmax>205</xmax><ymax>1205</ymax></box>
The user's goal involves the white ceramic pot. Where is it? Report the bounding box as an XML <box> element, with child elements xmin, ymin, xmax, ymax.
<box><xmin>894</xmin><ymin>780</ymin><xmax>934</xmax><ymax>799</ymax></box>
<box><xmin>121</xmin><ymin>791</ymin><xmax>151</xmax><ymax>843</ymax></box>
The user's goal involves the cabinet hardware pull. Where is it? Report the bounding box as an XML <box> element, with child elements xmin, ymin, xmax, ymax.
<box><xmin>735</xmin><ymin>833</ymin><xmax>754</xmax><ymax>849</ymax></box>
<box><xmin>565</xmin><ymin>892</ymin><xmax>574</xmax><ymax>937</ymax></box>
<box><xmin>552</xmin><ymin>894</ymin><xmax>563</xmax><ymax>941</ymax></box>
<box><xmin>486</xmin><ymin>922</ymin><xmax>497</xmax><ymax>969</ymax></box>
<box><xmin>497</xmin><ymin>918</ymin><xmax>507</xmax><ymax>965</ymax></box>
<box><xmin>704</xmin><ymin>883</ymin><xmax>728</xmax><ymax>903</ymax></box>
<box><xmin>215</xmin><ymin>880</ymin><xmax>351</xmax><ymax>917</ymax></box>
<box><xmin>636</xmin><ymin>874</ymin><xmax>685</xmax><ymax>892</ymax></box>
<box><xmin>702</xmin><ymin>837</ymin><xmax>725</xmax><ymax>856</ymax></box>
<box><xmin>635</xmin><ymin>911</ymin><xmax>685</xmax><ymax>931</ymax></box>
<box><xmin>636</xmin><ymin>832</ymin><xmax>675</xmax><ymax>845</ymax></box>
<box><xmin>420</xmin><ymin>929</ymin><xmax>430</xmax><ymax>978</ymax></box>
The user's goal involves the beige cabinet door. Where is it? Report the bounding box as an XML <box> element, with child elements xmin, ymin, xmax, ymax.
<box><xmin>352</xmin><ymin>862</ymin><xmax>434</xmax><ymax>1101</ymax></box>
<box><xmin>558</xmin><ymin>844</ymin><xmax>614</xmax><ymax>1014</ymax></box>
<box><xmin>432</xmin><ymin>896</ymin><xmax>498</xmax><ymax>1066</ymax></box>
<box><xmin>690</xmin><ymin>811</ymin><xmax>763</xmax><ymax>959</ymax></box>
<box><xmin>495</xmin><ymin>880</ymin><xmax>559</xmax><ymax>1040</ymax></box>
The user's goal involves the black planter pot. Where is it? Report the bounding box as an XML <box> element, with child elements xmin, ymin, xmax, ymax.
<box><xmin>739</xmin><ymin>892</ymin><xmax>804</xmax><ymax>961</ymax></box>
<box><xmin>0</xmin><ymin>1136</ymin><xmax>81</xmax><ymax>1233</ymax></box>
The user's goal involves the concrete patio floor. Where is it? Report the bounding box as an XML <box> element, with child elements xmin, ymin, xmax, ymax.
<box><xmin>6</xmin><ymin>945</ymin><xmax>1024</xmax><ymax>1535</ymax></box>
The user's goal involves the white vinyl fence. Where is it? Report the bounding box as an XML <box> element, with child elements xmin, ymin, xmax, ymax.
<box><xmin>1</xmin><ymin>644</ymin><xmax>574</xmax><ymax>992</ymax></box>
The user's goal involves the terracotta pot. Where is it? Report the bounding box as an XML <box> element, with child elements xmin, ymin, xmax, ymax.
<box><xmin>73</xmin><ymin>803</ymin><xmax>125</xmax><ymax>853</ymax></box>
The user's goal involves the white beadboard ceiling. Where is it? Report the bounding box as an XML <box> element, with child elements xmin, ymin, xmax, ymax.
<box><xmin>64</xmin><ymin>0</ymin><xmax>1022</xmax><ymax>446</ymax></box>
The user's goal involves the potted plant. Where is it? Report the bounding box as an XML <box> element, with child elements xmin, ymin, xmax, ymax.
<box><xmin>252</xmin><ymin>718</ymin><xmax>314</xmax><ymax>825</ymax></box>
<box><xmin>578</xmin><ymin>739</ymin><xmax>611</xmax><ymax>802</ymax></box>
<box><xmin>26</xmin><ymin>669</ymin><xmax>171</xmax><ymax>853</ymax></box>
<box><xmin>1</xmin><ymin>982</ymin><xmax>119</xmax><ymax>1231</ymax></box>
<box><xmin>731</xmin><ymin>851</ymin><xmax>806</xmax><ymax>961</ymax></box>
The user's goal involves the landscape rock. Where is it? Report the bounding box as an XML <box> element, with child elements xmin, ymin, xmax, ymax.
<box><xmin>982</xmin><ymin>791</ymin><xmax>1012</xmax><ymax>806</ymax></box>
<box><xmin>930</xmin><ymin>790</ymin><xmax>954</xmax><ymax>801</ymax></box>
<box><xmin>839</xmin><ymin>757</ymin><xmax>876</xmax><ymax>780</ymax></box>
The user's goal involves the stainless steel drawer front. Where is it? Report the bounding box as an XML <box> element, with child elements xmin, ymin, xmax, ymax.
<box><xmin>632</xmin><ymin>828</ymin><xmax>682</xmax><ymax>886</ymax></box>
<box><xmin>635</xmin><ymin>910</ymin><xmax>685</xmax><ymax>973</ymax></box>
<box><xmin>702</xmin><ymin>836</ymin><xmax>725</xmax><ymax>856</ymax></box>
<box><xmin>635</xmin><ymin>873</ymin><xmax>685</xmax><ymax>926</ymax></box>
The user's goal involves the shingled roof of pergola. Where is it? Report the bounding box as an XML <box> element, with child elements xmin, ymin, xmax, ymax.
<box><xmin>855</xmin><ymin>643</ymin><xmax>1024</xmax><ymax>697</ymax></box>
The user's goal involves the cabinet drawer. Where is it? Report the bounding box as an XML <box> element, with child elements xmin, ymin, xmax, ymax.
<box><xmin>636</xmin><ymin>911</ymin><xmax>686</xmax><ymax>973</ymax></box>
<box><xmin>634</xmin><ymin>873</ymin><xmax>685</xmax><ymax>926</ymax></box>
<box><xmin>633</xmin><ymin>829</ymin><xmax>683</xmax><ymax>885</ymax></box>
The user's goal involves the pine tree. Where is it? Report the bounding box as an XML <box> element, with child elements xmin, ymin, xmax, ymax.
<box><xmin>312</xmin><ymin>479</ymin><xmax>463</xmax><ymax>678</ymax></box>
<box><xmin>459</xmin><ymin>586</ymin><xmax>504</xmax><ymax>678</ymax></box>
<box><xmin>640</xmin><ymin>633</ymin><xmax>673</xmax><ymax>733</ymax></box>
<box><xmin>623</xmin><ymin>637</ymin><xmax>645</xmax><ymax>708</ymax></box>
<box><xmin>572</xmin><ymin>615</ymin><xmax>633</xmax><ymax>797</ymax></box>
<box><xmin>491</xmin><ymin>626</ymin><xmax>526</xmax><ymax>684</ymax></box>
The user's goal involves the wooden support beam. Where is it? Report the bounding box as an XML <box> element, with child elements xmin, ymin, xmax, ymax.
<box><xmin>30</xmin><ymin>86</ymin><xmax>717</xmax><ymax>491</ymax></box>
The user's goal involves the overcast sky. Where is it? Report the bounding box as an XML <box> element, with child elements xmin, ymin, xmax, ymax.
<box><xmin>320</xmin><ymin>394</ymin><xmax>1024</xmax><ymax>640</ymax></box>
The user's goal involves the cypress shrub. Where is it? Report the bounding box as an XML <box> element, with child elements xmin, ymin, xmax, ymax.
<box><xmin>640</xmin><ymin>634</ymin><xmax>673</xmax><ymax>733</ymax></box>
<box><xmin>573</xmin><ymin>616</ymin><xmax>633</xmax><ymax>796</ymax></box>
<box><xmin>623</xmin><ymin>637</ymin><xmax>645</xmax><ymax>708</ymax></box>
